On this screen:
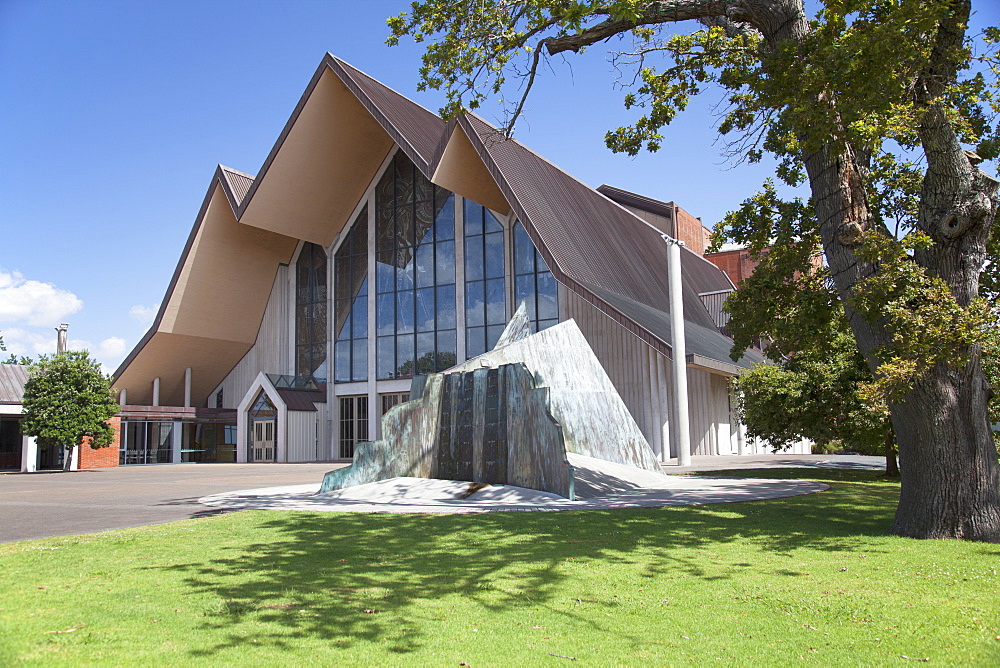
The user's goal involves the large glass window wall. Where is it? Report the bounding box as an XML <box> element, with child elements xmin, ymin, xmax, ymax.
<box><xmin>120</xmin><ymin>420</ymin><xmax>174</xmax><ymax>465</ymax></box>
<box><xmin>375</xmin><ymin>151</ymin><xmax>457</xmax><ymax>379</ymax></box>
<box><xmin>296</xmin><ymin>241</ymin><xmax>328</xmax><ymax>382</ymax></box>
<box><xmin>513</xmin><ymin>220</ymin><xmax>559</xmax><ymax>333</ymax></box>
<box><xmin>339</xmin><ymin>395</ymin><xmax>368</xmax><ymax>458</ymax></box>
<box><xmin>464</xmin><ymin>200</ymin><xmax>507</xmax><ymax>357</ymax></box>
<box><xmin>334</xmin><ymin>205</ymin><xmax>369</xmax><ymax>383</ymax></box>
<box><xmin>180</xmin><ymin>422</ymin><xmax>237</xmax><ymax>462</ymax></box>
<box><xmin>121</xmin><ymin>419</ymin><xmax>237</xmax><ymax>465</ymax></box>
<box><xmin>0</xmin><ymin>417</ymin><xmax>21</xmax><ymax>469</ymax></box>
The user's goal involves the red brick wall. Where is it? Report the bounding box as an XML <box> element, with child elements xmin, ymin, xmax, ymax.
<box><xmin>78</xmin><ymin>416</ymin><xmax>120</xmax><ymax>469</ymax></box>
<box><xmin>674</xmin><ymin>205</ymin><xmax>709</xmax><ymax>255</ymax></box>
<box><xmin>704</xmin><ymin>248</ymin><xmax>761</xmax><ymax>287</ymax></box>
<box><xmin>705</xmin><ymin>246</ymin><xmax>824</xmax><ymax>287</ymax></box>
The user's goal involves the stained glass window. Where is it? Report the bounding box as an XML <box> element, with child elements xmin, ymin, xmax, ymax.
<box><xmin>464</xmin><ymin>200</ymin><xmax>507</xmax><ymax>358</ymax></box>
<box><xmin>295</xmin><ymin>242</ymin><xmax>328</xmax><ymax>381</ymax></box>
<box><xmin>375</xmin><ymin>151</ymin><xmax>457</xmax><ymax>379</ymax></box>
<box><xmin>334</xmin><ymin>206</ymin><xmax>369</xmax><ymax>383</ymax></box>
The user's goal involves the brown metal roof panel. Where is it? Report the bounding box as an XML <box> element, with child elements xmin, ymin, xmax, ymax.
<box><xmin>462</xmin><ymin>116</ymin><xmax>662</xmax><ymax>296</ymax></box>
<box><xmin>330</xmin><ymin>57</ymin><xmax>445</xmax><ymax>175</ymax></box>
<box><xmin>0</xmin><ymin>364</ymin><xmax>30</xmax><ymax>403</ymax></box>
<box><xmin>460</xmin><ymin>114</ymin><xmax>719</xmax><ymax>332</ymax></box>
<box><xmin>597</xmin><ymin>184</ymin><xmax>676</xmax><ymax>219</ymax></box>
<box><xmin>220</xmin><ymin>166</ymin><xmax>254</xmax><ymax>207</ymax></box>
<box><xmin>276</xmin><ymin>387</ymin><xmax>325</xmax><ymax>411</ymax></box>
<box><xmin>681</xmin><ymin>247</ymin><xmax>737</xmax><ymax>294</ymax></box>
<box><xmin>577</xmin><ymin>281</ymin><xmax>763</xmax><ymax>370</ymax></box>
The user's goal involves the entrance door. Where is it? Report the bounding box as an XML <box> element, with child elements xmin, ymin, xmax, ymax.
<box><xmin>252</xmin><ymin>419</ymin><xmax>276</xmax><ymax>462</ymax></box>
<box><xmin>247</xmin><ymin>390</ymin><xmax>278</xmax><ymax>462</ymax></box>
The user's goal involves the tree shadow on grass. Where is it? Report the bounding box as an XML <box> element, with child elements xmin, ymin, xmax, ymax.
<box><xmin>152</xmin><ymin>469</ymin><xmax>927</xmax><ymax>658</ymax></box>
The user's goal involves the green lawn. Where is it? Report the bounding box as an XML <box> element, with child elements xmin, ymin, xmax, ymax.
<box><xmin>1</xmin><ymin>469</ymin><xmax>997</xmax><ymax>666</ymax></box>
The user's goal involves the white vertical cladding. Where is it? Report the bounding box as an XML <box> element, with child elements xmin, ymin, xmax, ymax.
<box><xmin>686</xmin><ymin>367</ymin><xmax>712</xmax><ymax>454</ymax></box>
<box><xmin>286</xmin><ymin>410</ymin><xmax>319</xmax><ymax>462</ymax></box>
<box><xmin>213</xmin><ymin>265</ymin><xmax>291</xmax><ymax>409</ymax></box>
<box><xmin>561</xmin><ymin>285</ymin><xmax>675</xmax><ymax>457</ymax></box>
<box><xmin>685</xmin><ymin>368</ymin><xmax>735</xmax><ymax>455</ymax></box>
<box><xmin>712</xmin><ymin>373</ymin><xmax>734</xmax><ymax>455</ymax></box>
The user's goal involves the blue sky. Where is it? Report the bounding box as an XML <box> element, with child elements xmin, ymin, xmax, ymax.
<box><xmin>1</xmin><ymin>0</ymin><xmax>997</xmax><ymax>373</ymax></box>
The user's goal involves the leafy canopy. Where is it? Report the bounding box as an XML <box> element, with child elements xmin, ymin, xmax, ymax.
<box><xmin>21</xmin><ymin>351</ymin><xmax>119</xmax><ymax>451</ymax></box>
<box><xmin>389</xmin><ymin>2</ymin><xmax>1000</xmax><ymax>404</ymax></box>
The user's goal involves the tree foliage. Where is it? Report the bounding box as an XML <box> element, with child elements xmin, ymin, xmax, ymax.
<box><xmin>21</xmin><ymin>351</ymin><xmax>119</xmax><ymax>462</ymax></box>
<box><xmin>390</xmin><ymin>0</ymin><xmax>1000</xmax><ymax>540</ymax></box>
<box><xmin>735</xmin><ymin>330</ymin><xmax>888</xmax><ymax>452</ymax></box>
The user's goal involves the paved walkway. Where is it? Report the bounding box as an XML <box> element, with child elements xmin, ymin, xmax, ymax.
<box><xmin>199</xmin><ymin>454</ymin><xmax>882</xmax><ymax>515</ymax></box>
<box><xmin>1</xmin><ymin>455</ymin><xmax>882</xmax><ymax>543</ymax></box>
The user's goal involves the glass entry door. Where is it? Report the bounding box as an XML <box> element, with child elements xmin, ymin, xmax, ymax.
<box><xmin>251</xmin><ymin>419</ymin><xmax>276</xmax><ymax>462</ymax></box>
<box><xmin>248</xmin><ymin>390</ymin><xmax>278</xmax><ymax>463</ymax></box>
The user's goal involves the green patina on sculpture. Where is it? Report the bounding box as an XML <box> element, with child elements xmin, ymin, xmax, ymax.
<box><xmin>321</xmin><ymin>304</ymin><xmax>661</xmax><ymax>498</ymax></box>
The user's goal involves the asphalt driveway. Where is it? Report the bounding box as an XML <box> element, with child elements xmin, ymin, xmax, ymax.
<box><xmin>0</xmin><ymin>463</ymin><xmax>343</xmax><ymax>543</ymax></box>
<box><xmin>0</xmin><ymin>454</ymin><xmax>881</xmax><ymax>544</ymax></box>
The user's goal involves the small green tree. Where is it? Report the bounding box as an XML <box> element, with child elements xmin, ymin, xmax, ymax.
<box><xmin>735</xmin><ymin>330</ymin><xmax>898</xmax><ymax>473</ymax></box>
<box><xmin>21</xmin><ymin>351</ymin><xmax>119</xmax><ymax>471</ymax></box>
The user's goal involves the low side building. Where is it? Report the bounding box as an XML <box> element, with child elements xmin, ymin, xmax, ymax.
<box><xmin>0</xmin><ymin>363</ymin><xmax>121</xmax><ymax>471</ymax></box>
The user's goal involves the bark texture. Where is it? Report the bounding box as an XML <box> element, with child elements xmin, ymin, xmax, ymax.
<box><xmin>538</xmin><ymin>0</ymin><xmax>1000</xmax><ymax>540</ymax></box>
<box><xmin>890</xmin><ymin>359</ymin><xmax>1000</xmax><ymax>540</ymax></box>
<box><xmin>884</xmin><ymin>430</ymin><xmax>899</xmax><ymax>478</ymax></box>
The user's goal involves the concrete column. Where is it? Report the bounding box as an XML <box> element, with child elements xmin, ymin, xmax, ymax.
<box><xmin>20</xmin><ymin>434</ymin><xmax>37</xmax><ymax>472</ymax></box>
<box><xmin>171</xmin><ymin>420</ymin><xmax>182</xmax><ymax>463</ymax></box>
<box><xmin>119</xmin><ymin>388</ymin><xmax>127</xmax><ymax>409</ymax></box>
<box><xmin>68</xmin><ymin>445</ymin><xmax>79</xmax><ymax>471</ymax></box>
<box><xmin>455</xmin><ymin>195</ymin><xmax>467</xmax><ymax>362</ymax></box>
<box><xmin>236</xmin><ymin>410</ymin><xmax>248</xmax><ymax>463</ymax></box>
<box><xmin>663</xmin><ymin>235</ymin><xmax>691</xmax><ymax>467</ymax></box>
<box><xmin>366</xmin><ymin>194</ymin><xmax>378</xmax><ymax>446</ymax></box>
<box><xmin>737</xmin><ymin>421</ymin><xmax>747</xmax><ymax>456</ymax></box>
<box><xmin>152</xmin><ymin>377</ymin><xmax>160</xmax><ymax>407</ymax></box>
<box><xmin>183</xmin><ymin>368</ymin><xmax>192</xmax><ymax>408</ymax></box>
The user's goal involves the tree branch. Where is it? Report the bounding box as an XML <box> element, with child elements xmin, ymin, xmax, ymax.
<box><xmin>502</xmin><ymin>37</ymin><xmax>552</xmax><ymax>136</ymax></box>
<box><xmin>545</xmin><ymin>0</ymin><xmax>748</xmax><ymax>55</ymax></box>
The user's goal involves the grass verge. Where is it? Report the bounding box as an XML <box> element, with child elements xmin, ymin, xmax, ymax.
<box><xmin>0</xmin><ymin>469</ymin><xmax>997</xmax><ymax>665</ymax></box>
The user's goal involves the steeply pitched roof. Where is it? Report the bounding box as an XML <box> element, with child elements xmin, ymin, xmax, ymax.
<box><xmin>116</xmin><ymin>54</ymin><xmax>753</xmax><ymax>406</ymax></box>
<box><xmin>0</xmin><ymin>364</ymin><xmax>30</xmax><ymax>404</ymax></box>
<box><xmin>330</xmin><ymin>57</ymin><xmax>444</xmax><ymax>174</ymax></box>
<box><xmin>455</xmin><ymin>113</ymin><xmax>746</xmax><ymax>366</ymax></box>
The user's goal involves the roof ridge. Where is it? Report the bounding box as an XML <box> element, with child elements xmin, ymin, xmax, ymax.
<box><xmin>463</xmin><ymin>113</ymin><xmax>676</xmax><ymax>242</ymax></box>
<box><xmin>219</xmin><ymin>164</ymin><xmax>255</xmax><ymax>179</ymax></box>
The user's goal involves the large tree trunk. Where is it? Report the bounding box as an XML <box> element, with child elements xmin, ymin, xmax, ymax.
<box><xmin>890</xmin><ymin>359</ymin><xmax>1000</xmax><ymax>540</ymax></box>
<box><xmin>803</xmin><ymin>139</ymin><xmax>1000</xmax><ymax>542</ymax></box>
<box><xmin>790</xmin><ymin>1</ymin><xmax>1000</xmax><ymax>541</ymax></box>
<box><xmin>884</xmin><ymin>429</ymin><xmax>899</xmax><ymax>478</ymax></box>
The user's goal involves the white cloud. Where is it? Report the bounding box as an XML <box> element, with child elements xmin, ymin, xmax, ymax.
<box><xmin>129</xmin><ymin>304</ymin><xmax>158</xmax><ymax>326</ymax></box>
<box><xmin>0</xmin><ymin>269</ymin><xmax>83</xmax><ymax>327</ymax></box>
<box><xmin>1</xmin><ymin>329</ymin><xmax>130</xmax><ymax>375</ymax></box>
<box><xmin>68</xmin><ymin>336</ymin><xmax>129</xmax><ymax>374</ymax></box>
<box><xmin>0</xmin><ymin>327</ymin><xmax>56</xmax><ymax>357</ymax></box>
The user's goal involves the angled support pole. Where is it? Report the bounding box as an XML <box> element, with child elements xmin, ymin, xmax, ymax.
<box><xmin>662</xmin><ymin>234</ymin><xmax>691</xmax><ymax>467</ymax></box>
